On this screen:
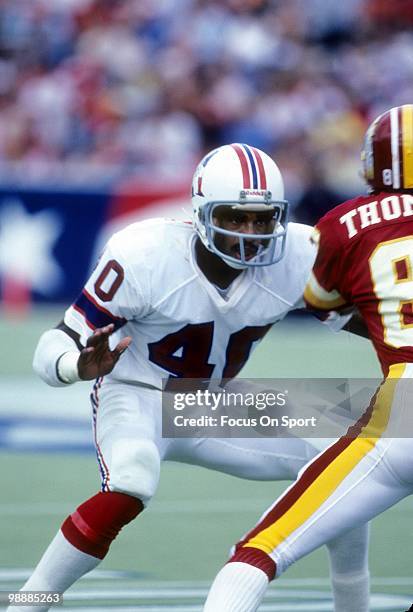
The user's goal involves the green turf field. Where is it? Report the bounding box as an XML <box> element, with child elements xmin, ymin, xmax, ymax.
<box><xmin>0</xmin><ymin>308</ymin><xmax>412</xmax><ymax>611</ymax></box>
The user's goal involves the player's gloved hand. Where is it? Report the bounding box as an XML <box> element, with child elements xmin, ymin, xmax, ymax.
<box><xmin>78</xmin><ymin>324</ymin><xmax>132</xmax><ymax>380</ymax></box>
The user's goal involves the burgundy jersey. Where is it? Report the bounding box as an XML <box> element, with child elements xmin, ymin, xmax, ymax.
<box><xmin>304</xmin><ymin>191</ymin><xmax>413</xmax><ymax>375</ymax></box>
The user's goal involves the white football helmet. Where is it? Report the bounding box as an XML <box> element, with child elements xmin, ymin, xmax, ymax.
<box><xmin>192</xmin><ymin>143</ymin><xmax>288</xmax><ymax>268</ymax></box>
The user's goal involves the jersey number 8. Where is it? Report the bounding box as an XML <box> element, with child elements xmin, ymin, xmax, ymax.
<box><xmin>369</xmin><ymin>236</ymin><xmax>413</xmax><ymax>348</ymax></box>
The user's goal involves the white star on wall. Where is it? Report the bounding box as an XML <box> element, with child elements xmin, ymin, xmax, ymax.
<box><xmin>0</xmin><ymin>199</ymin><xmax>63</xmax><ymax>295</ymax></box>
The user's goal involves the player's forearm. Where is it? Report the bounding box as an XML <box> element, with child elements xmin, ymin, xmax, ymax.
<box><xmin>33</xmin><ymin>328</ymin><xmax>81</xmax><ymax>387</ymax></box>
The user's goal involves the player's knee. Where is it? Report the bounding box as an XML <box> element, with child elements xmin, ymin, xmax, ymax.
<box><xmin>228</xmin><ymin>546</ymin><xmax>277</xmax><ymax>581</ymax></box>
<box><xmin>109</xmin><ymin>439</ymin><xmax>161</xmax><ymax>505</ymax></box>
<box><xmin>62</xmin><ymin>491</ymin><xmax>143</xmax><ymax>559</ymax></box>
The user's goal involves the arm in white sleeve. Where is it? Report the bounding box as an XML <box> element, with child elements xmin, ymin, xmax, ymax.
<box><xmin>33</xmin><ymin>328</ymin><xmax>81</xmax><ymax>387</ymax></box>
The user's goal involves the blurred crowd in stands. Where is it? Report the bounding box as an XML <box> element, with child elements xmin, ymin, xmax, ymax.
<box><xmin>0</xmin><ymin>0</ymin><xmax>413</xmax><ymax>220</ymax></box>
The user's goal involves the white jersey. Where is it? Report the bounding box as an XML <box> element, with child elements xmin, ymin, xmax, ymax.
<box><xmin>64</xmin><ymin>218</ymin><xmax>316</xmax><ymax>389</ymax></box>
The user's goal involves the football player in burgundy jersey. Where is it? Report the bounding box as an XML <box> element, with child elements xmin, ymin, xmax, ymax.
<box><xmin>203</xmin><ymin>105</ymin><xmax>413</xmax><ymax>611</ymax></box>
<box><xmin>10</xmin><ymin>144</ymin><xmax>369</xmax><ymax>612</ymax></box>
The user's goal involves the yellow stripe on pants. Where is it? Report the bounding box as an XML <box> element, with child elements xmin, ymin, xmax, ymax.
<box><xmin>244</xmin><ymin>363</ymin><xmax>405</xmax><ymax>555</ymax></box>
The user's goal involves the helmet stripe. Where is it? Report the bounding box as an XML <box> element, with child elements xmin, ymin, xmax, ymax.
<box><xmin>231</xmin><ymin>144</ymin><xmax>251</xmax><ymax>188</ymax></box>
<box><xmin>390</xmin><ymin>107</ymin><xmax>401</xmax><ymax>189</ymax></box>
<box><xmin>402</xmin><ymin>105</ymin><xmax>413</xmax><ymax>188</ymax></box>
<box><xmin>251</xmin><ymin>146</ymin><xmax>267</xmax><ymax>189</ymax></box>
<box><xmin>242</xmin><ymin>144</ymin><xmax>258</xmax><ymax>189</ymax></box>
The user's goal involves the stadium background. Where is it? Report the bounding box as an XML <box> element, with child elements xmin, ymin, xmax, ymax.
<box><xmin>1</xmin><ymin>1</ymin><xmax>413</xmax><ymax>609</ymax></box>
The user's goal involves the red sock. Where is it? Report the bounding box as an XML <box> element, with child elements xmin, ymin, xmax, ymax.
<box><xmin>61</xmin><ymin>491</ymin><xmax>143</xmax><ymax>559</ymax></box>
<box><xmin>228</xmin><ymin>546</ymin><xmax>276</xmax><ymax>580</ymax></box>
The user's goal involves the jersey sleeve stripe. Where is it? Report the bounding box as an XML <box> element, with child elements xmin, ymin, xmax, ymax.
<box><xmin>304</xmin><ymin>272</ymin><xmax>347</xmax><ymax>310</ymax></box>
<box><xmin>72</xmin><ymin>304</ymin><xmax>96</xmax><ymax>331</ymax></box>
<box><xmin>238</xmin><ymin>365</ymin><xmax>404</xmax><ymax>556</ymax></box>
<box><xmin>72</xmin><ymin>290</ymin><xmax>127</xmax><ymax>331</ymax></box>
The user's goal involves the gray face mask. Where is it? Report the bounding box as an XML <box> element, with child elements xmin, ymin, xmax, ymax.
<box><xmin>202</xmin><ymin>200</ymin><xmax>289</xmax><ymax>269</ymax></box>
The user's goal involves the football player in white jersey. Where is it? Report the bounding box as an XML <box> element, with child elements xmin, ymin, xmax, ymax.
<box><xmin>12</xmin><ymin>144</ymin><xmax>369</xmax><ymax>612</ymax></box>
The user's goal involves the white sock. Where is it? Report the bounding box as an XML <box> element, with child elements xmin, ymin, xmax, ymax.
<box><xmin>7</xmin><ymin>530</ymin><xmax>101</xmax><ymax>612</ymax></box>
<box><xmin>327</xmin><ymin>523</ymin><xmax>370</xmax><ymax>612</ymax></box>
<box><xmin>203</xmin><ymin>562</ymin><xmax>269</xmax><ymax>612</ymax></box>
<box><xmin>331</xmin><ymin>571</ymin><xmax>370</xmax><ymax>612</ymax></box>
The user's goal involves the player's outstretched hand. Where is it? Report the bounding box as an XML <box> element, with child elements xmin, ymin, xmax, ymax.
<box><xmin>78</xmin><ymin>324</ymin><xmax>132</xmax><ymax>380</ymax></box>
